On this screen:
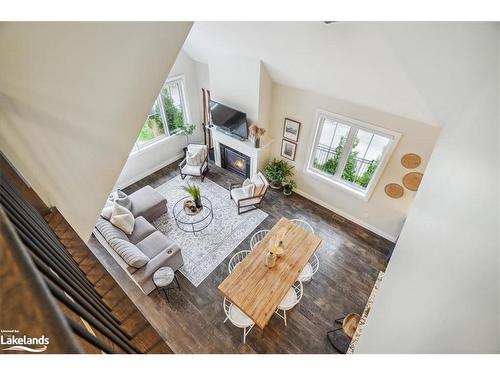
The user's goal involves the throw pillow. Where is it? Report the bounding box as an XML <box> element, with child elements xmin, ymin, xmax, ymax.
<box><xmin>110</xmin><ymin>203</ymin><xmax>135</xmax><ymax>235</ymax></box>
<box><xmin>241</xmin><ymin>183</ymin><xmax>255</xmax><ymax>198</ymax></box>
<box><xmin>186</xmin><ymin>150</ymin><xmax>202</xmax><ymax>166</ymax></box>
<box><xmin>111</xmin><ymin>239</ymin><xmax>149</xmax><ymax>268</ymax></box>
<box><xmin>251</xmin><ymin>174</ymin><xmax>265</xmax><ymax>196</ymax></box>
<box><xmin>242</xmin><ymin>178</ymin><xmax>252</xmax><ymax>187</ymax></box>
<box><xmin>100</xmin><ymin>199</ymin><xmax>114</xmax><ymax>220</ymax></box>
<box><xmin>115</xmin><ymin>189</ymin><xmax>132</xmax><ymax>210</ymax></box>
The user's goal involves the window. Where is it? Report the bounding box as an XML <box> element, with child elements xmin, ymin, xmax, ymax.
<box><xmin>307</xmin><ymin>110</ymin><xmax>400</xmax><ymax>200</ymax></box>
<box><xmin>131</xmin><ymin>75</ymin><xmax>189</xmax><ymax>153</ymax></box>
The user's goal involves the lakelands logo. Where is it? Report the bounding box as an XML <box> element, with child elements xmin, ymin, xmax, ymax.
<box><xmin>1</xmin><ymin>329</ymin><xmax>49</xmax><ymax>353</ymax></box>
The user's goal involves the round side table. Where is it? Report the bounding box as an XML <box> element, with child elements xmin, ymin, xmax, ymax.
<box><xmin>153</xmin><ymin>267</ymin><xmax>181</xmax><ymax>302</ymax></box>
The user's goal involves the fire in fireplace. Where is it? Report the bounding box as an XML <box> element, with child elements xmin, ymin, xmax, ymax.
<box><xmin>220</xmin><ymin>144</ymin><xmax>250</xmax><ymax>178</ymax></box>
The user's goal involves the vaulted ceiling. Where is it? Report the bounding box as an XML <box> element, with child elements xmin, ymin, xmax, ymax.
<box><xmin>183</xmin><ymin>22</ymin><xmax>498</xmax><ymax>128</ymax></box>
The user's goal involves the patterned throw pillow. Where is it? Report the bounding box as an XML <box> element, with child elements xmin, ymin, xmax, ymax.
<box><xmin>186</xmin><ymin>150</ymin><xmax>202</xmax><ymax>166</ymax></box>
<box><xmin>241</xmin><ymin>183</ymin><xmax>255</xmax><ymax>198</ymax></box>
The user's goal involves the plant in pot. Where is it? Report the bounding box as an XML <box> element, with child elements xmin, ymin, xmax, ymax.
<box><xmin>178</xmin><ymin>123</ymin><xmax>197</xmax><ymax>147</ymax></box>
<box><xmin>264</xmin><ymin>158</ymin><xmax>294</xmax><ymax>190</ymax></box>
<box><xmin>182</xmin><ymin>183</ymin><xmax>202</xmax><ymax>209</ymax></box>
<box><xmin>249</xmin><ymin>123</ymin><xmax>266</xmax><ymax>148</ymax></box>
<box><xmin>282</xmin><ymin>179</ymin><xmax>297</xmax><ymax>196</ymax></box>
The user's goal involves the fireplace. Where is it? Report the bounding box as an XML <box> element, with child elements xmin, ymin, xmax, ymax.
<box><xmin>220</xmin><ymin>144</ymin><xmax>250</xmax><ymax>178</ymax></box>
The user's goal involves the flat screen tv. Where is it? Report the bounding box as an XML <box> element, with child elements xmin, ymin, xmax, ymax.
<box><xmin>209</xmin><ymin>100</ymin><xmax>248</xmax><ymax>139</ymax></box>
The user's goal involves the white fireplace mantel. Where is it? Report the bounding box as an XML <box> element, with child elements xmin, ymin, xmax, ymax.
<box><xmin>211</xmin><ymin>127</ymin><xmax>272</xmax><ymax>178</ymax></box>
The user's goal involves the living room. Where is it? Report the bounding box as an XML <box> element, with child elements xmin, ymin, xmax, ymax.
<box><xmin>0</xmin><ymin>18</ymin><xmax>499</xmax><ymax>360</ymax></box>
<box><xmin>85</xmin><ymin>22</ymin><xmax>450</xmax><ymax>353</ymax></box>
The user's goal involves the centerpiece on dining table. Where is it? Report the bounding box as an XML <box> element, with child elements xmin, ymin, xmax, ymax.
<box><xmin>264</xmin><ymin>228</ymin><xmax>287</xmax><ymax>268</ymax></box>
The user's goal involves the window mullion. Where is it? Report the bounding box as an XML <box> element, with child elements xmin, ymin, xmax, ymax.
<box><xmin>335</xmin><ymin>127</ymin><xmax>357</xmax><ymax>179</ymax></box>
<box><xmin>157</xmin><ymin>95</ymin><xmax>169</xmax><ymax>136</ymax></box>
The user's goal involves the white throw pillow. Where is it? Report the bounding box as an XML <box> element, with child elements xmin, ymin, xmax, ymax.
<box><xmin>242</xmin><ymin>178</ymin><xmax>252</xmax><ymax>188</ymax></box>
<box><xmin>110</xmin><ymin>203</ymin><xmax>135</xmax><ymax>235</ymax></box>
<box><xmin>251</xmin><ymin>174</ymin><xmax>265</xmax><ymax>196</ymax></box>
<box><xmin>241</xmin><ymin>183</ymin><xmax>255</xmax><ymax>198</ymax></box>
<box><xmin>186</xmin><ymin>150</ymin><xmax>202</xmax><ymax>166</ymax></box>
<box><xmin>101</xmin><ymin>199</ymin><xmax>114</xmax><ymax>220</ymax></box>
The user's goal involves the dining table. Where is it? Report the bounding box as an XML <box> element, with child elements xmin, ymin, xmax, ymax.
<box><xmin>218</xmin><ymin>217</ymin><xmax>322</xmax><ymax>329</ymax></box>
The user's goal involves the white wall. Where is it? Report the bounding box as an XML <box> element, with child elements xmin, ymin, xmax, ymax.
<box><xmin>0</xmin><ymin>22</ymin><xmax>192</xmax><ymax>240</ymax></box>
<box><xmin>113</xmin><ymin>50</ymin><xmax>204</xmax><ymax>189</ymax></box>
<box><xmin>208</xmin><ymin>52</ymin><xmax>261</xmax><ymax>124</ymax></box>
<box><xmin>257</xmin><ymin>62</ymin><xmax>273</xmax><ymax>139</ymax></box>
<box><xmin>356</xmin><ymin>24</ymin><xmax>499</xmax><ymax>354</ymax></box>
<box><xmin>269</xmin><ymin>83</ymin><xmax>440</xmax><ymax>241</ymax></box>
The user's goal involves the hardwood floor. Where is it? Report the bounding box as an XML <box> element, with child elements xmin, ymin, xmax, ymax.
<box><xmin>87</xmin><ymin>159</ymin><xmax>394</xmax><ymax>354</ymax></box>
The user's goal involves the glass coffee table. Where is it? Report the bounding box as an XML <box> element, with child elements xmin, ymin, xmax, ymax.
<box><xmin>173</xmin><ymin>196</ymin><xmax>213</xmax><ymax>234</ymax></box>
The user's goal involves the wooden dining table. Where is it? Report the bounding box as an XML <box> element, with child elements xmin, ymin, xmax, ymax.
<box><xmin>218</xmin><ymin>217</ymin><xmax>322</xmax><ymax>329</ymax></box>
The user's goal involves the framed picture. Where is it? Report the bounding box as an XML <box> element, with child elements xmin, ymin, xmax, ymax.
<box><xmin>283</xmin><ymin>118</ymin><xmax>301</xmax><ymax>142</ymax></box>
<box><xmin>281</xmin><ymin>139</ymin><xmax>297</xmax><ymax>161</ymax></box>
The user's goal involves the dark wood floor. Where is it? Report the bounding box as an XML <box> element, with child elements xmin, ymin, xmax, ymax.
<box><xmin>88</xmin><ymin>159</ymin><xmax>394</xmax><ymax>354</ymax></box>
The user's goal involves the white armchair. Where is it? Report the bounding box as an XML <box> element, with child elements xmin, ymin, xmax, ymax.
<box><xmin>229</xmin><ymin>171</ymin><xmax>269</xmax><ymax>215</ymax></box>
<box><xmin>179</xmin><ymin>144</ymin><xmax>209</xmax><ymax>181</ymax></box>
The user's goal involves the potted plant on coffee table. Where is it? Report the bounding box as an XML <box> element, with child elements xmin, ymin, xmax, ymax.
<box><xmin>182</xmin><ymin>183</ymin><xmax>202</xmax><ymax>208</ymax></box>
<box><xmin>264</xmin><ymin>158</ymin><xmax>294</xmax><ymax>190</ymax></box>
<box><xmin>282</xmin><ymin>178</ymin><xmax>297</xmax><ymax>196</ymax></box>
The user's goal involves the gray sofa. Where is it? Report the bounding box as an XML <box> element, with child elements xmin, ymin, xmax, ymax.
<box><xmin>94</xmin><ymin>186</ymin><xmax>183</xmax><ymax>294</ymax></box>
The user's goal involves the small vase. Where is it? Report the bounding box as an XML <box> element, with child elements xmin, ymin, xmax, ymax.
<box><xmin>253</xmin><ymin>137</ymin><xmax>260</xmax><ymax>148</ymax></box>
<box><xmin>264</xmin><ymin>252</ymin><xmax>277</xmax><ymax>268</ymax></box>
<box><xmin>194</xmin><ymin>197</ymin><xmax>203</xmax><ymax>209</ymax></box>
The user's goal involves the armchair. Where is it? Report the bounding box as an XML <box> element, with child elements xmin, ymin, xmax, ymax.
<box><xmin>179</xmin><ymin>144</ymin><xmax>209</xmax><ymax>181</ymax></box>
<box><xmin>229</xmin><ymin>171</ymin><xmax>269</xmax><ymax>214</ymax></box>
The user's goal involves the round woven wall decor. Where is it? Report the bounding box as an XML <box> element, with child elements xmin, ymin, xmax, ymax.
<box><xmin>401</xmin><ymin>153</ymin><xmax>421</xmax><ymax>169</ymax></box>
<box><xmin>384</xmin><ymin>183</ymin><xmax>404</xmax><ymax>199</ymax></box>
<box><xmin>403</xmin><ymin>172</ymin><xmax>423</xmax><ymax>191</ymax></box>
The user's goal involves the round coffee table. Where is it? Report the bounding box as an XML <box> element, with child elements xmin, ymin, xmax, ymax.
<box><xmin>173</xmin><ymin>196</ymin><xmax>213</xmax><ymax>234</ymax></box>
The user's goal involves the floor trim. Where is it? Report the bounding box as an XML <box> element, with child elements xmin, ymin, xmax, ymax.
<box><xmin>294</xmin><ymin>188</ymin><xmax>397</xmax><ymax>243</ymax></box>
<box><xmin>114</xmin><ymin>152</ymin><xmax>184</xmax><ymax>190</ymax></box>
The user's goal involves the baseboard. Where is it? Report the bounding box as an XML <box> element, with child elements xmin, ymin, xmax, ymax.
<box><xmin>114</xmin><ymin>153</ymin><xmax>184</xmax><ymax>190</ymax></box>
<box><xmin>293</xmin><ymin>188</ymin><xmax>397</xmax><ymax>243</ymax></box>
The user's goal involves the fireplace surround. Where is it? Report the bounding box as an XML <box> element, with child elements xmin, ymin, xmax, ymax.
<box><xmin>221</xmin><ymin>145</ymin><xmax>250</xmax><ymax>178</ymax></box>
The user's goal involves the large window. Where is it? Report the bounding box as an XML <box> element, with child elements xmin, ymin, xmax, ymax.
<box><xmin>130</xmin><ymin>75</ymin><xmax>189</xmax><ymax>153</ymax></box>
<box><xmin>307</xmin><ymin>110</ymin><xmax>400</xmax><ymax>200</ymax></box>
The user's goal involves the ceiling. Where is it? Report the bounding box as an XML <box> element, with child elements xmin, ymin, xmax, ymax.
<box><xmin>183</xmin><ymin>22</ymin><xmax>498</xmax><ymax>127</ymax></box>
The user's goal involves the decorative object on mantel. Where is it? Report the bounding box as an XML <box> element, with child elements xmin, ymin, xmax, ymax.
<box><xmin>264</xmin><ymin>158</ymin><xmax>295</xmax><ymax>189</ymax></box>
<box><xmin>403</xmin><ymin>172</ymin><xmax>423</xmax><ymax>191</ymax></box>
<box><xmin>281</xmin><ymin>139</ymin><xmax>297</xmax><ymax>161</ymax></box>
<box><xmin>282</xmin><ymin>178</ymin><xmax>297</xmax><ymax>196</ymax></box>
<box><xmin>401</xmin><ymin>153</ymin><xmax>422</xmax><ymax>169</ymax></box>
<box><xmin>384</xmin><ymin>183</ymin><xmax>404</xmax><ymax>199</ymax></box>
<box><xmin>182</xmin><ymin>183</ymin><xmax>202</xmax><ymax>208</ymax></box>
<box><xmin>249</xmin><ymin>123</ymin><xmax>266</xmax><ymax>148</ymax></box>
<box><xmin>283</xmin><ymin>118</ymin><xmax>301</xmax><ymax>143</ymax></box>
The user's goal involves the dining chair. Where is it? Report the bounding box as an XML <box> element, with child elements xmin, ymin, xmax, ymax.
<box><xmin>223</xmin><ymin>298</ymin><xmax>255</xmax><ymax>344</ymax></box>
<box><xmin>228</xmin><ymin>250</ymin><xmax>251</xmax><ymax>273</ymax></box>
<box><xmin>297</xmin><ymin>253</ymin><xmax>320</xmax><ymax>282</ymax></box>
<box><xmin>274</xmin><ymin>280</ymin><xmax>303</xmax><ymax>326</ymax></box>
<box><xmin>250</xmin><ymin>230</ymin><xmax>269</xmax><ymax>250</ymax></box>
<box><xmin>290</xmin><ymin>219</ymin><xmax>315</xmax><ymax>234</ymax></box>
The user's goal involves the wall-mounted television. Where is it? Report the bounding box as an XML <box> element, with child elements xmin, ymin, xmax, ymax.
<box><xmin>209</xmin><ymin>100</ymin><xmax>248</xmax><ymax>140</ymax></box>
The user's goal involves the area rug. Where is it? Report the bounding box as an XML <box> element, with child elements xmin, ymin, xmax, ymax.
<box><xmin>152</xmin><ymin>175</ymin><xmax>268</xmax><ymax>287</ymax></box>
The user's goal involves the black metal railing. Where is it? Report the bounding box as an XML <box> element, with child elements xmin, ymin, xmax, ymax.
<box><xmin>0</xmin><ymin>177</ymin><xmax>141</xmax><ymax>354</ymax></box>
<box><xmin>313</xmin><ymin>143</ymin><xmax>375</xmax><ymax>179</ymax></box>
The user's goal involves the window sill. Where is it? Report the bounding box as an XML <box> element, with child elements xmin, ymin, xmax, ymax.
<box><xmin>129</xmin><ymin>133</ymin><xmax>182</xmax><ymax>159</ymax></box>
<box><xmin>304</xmin><ymin>167</ymin><xmax>372</xmax><ymax>202</ymax></box>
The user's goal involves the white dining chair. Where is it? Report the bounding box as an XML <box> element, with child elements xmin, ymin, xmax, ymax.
<box><xmin>290</xmin><ymin>219</ymin><xmax>315</xmax><ymax>234</ymax></box>
<box><xmin>223</xmin><ymin>298</ymin><xmax>255</xmax><ymax>344</ymax></box>
<box><xmin>297</xmin><ymin>253</ymin><xmax>320</xmax><ymax>282</ymax></box>
<box><xmin>274</xmin><ymin>280</ymin><xmax>303</xmax><ymax>326</ymax></box>
<box><xmin>250</xmin><ymin>230</ymin><xmax>269</xmax><ymax>250</ymax></box>
<box><xmin>228</xmin><ymin>250</ymin><xmax>251</xmax><ymax>273</ymax></box>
